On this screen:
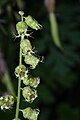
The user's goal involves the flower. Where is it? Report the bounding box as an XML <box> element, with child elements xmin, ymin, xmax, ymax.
<box><xmin>21</xmin><ymin>107</ymin><xmax>40</xmax><ymax>120</ymax></box>
<box><xmin>15</xmin><ymin>65</ymin><xmax>28</xmax><ymax>80</ymax></box>
<box><xmin>20</xmin><ymin>39</ymin><xmax>32</xmax><ymax>55</ymax></box>
<box><xmin>25</xmin><ymin>16</ymin><xmax>42</xmax><ymax>30</ymax></box>
<box><xmin>23</xmin><ymin>76</ymin><xmax>40</xmax><ymax>88</ymax></box>
<box><xmin>16</xmin><ymin>21</ymin><xmax>28</xmax><ymax>35</ymax></box>
<box><xmin>24</xmin><ymin>54</ymin><xmax>39</xmax><ymax>69</ymax></box>
<box><xmin>22</xmin><ymin>86</ymin><xmax>37</xmax><ymax>102</ymax></box>
<box><xmin>0</xmin><ymin>95</ymin><xmax>15</xmax><ymax>110</ymax></box>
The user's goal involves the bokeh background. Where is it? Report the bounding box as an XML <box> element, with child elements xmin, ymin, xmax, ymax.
<box><xmin>0</xmin><ymin>0</ymin><xmax>80</xmax><ymax>120</ymax></box>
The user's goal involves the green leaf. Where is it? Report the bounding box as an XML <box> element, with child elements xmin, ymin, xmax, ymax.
<box><xmin>49</xmin><ymin>13</ymin><xmax>63</xmax><ymax>50</ymax></box>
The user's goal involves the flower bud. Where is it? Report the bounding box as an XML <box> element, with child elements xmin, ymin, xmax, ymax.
<box><xmin>25</xmin><ymin>16</ymin><xmax>42</xmax><ymax>30</ymax></box>
<box><xmin>20</xmin><ymin>39</ymin><xmax>32</xmax><ymax>54</ymax></box>
<box><xmin>15</xmin><ymin>65</ymin><xmax>28</xmax><ymax>80</ymax></box>
<box><xmin>21</xmin><ymin>107</ymin><xmax>40</xmax><ymax>120</ymax></box>
<box><xmin>24</xmin><ymin>54</ymin><xmax>39</xmax><ymax>69</ymax></box>
<box><xmin>18</xmin><ymin>11</ymin><xmax>24</xmax><ymax>16</ymax></box>
<box><xmin>16</xmin><ymin>21</ymin><xmax>28</xmax><ymax>35</ymax></box>
<box><xmin>22</xmin><ymin>86</ymin><xmax>37</xmax><ymax>102</ymax></box>
<box><xmin>0</xmin><ymin>95</ymin><xmax>15</xmax><ymax>110</ymax></box>
<box><xmin>23</xmin><ymin>76</ymin><xmax>40</xmax><ymax>88</ymax></box>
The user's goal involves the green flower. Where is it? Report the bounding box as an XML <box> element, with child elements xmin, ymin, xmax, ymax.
<box><xmin>24</xmin><ymin>54</ymin><xmax>39</xmax><ymax>69</ymax></box>
<box><xmin>16</xmin><ymin>21</ymin><xmax>28</xmax><ymax>35</ymax></box>
<box><xmin>15</xmin><ymin>65</ymin><xmax>28</xmax><ymax>80</ymax></box>
<box><xmin>0</xmin><ymin>95</ymin><xmax>15</xmax><ymax>110</ymax></box>
<box><xmin>20</xmin><ymin>39</ymin><xmax>32</xmax><ymax>55</ymax></box>
<box><xmin>22</xmin><ymin>86</ymin><xmax>37</xmax><ymax>102</ymax></box>
<box><xmin>23</xmin><ymin>76</ymin><xmax>40</xmax><ymax>88</ymax></box>
<box><xmin>18</xmin><ymin>11</ymin><xmax>24</xmax><ymax>16</ymax></box>
<box><xmin>25</xmin><ymin>15</ymin><xmax>42</xmax><ymax>30</ymax></box>
<box><xmin>21</xmin><ymin>107</ymin><xmax>40</xmax><ymax>120</ymax></box>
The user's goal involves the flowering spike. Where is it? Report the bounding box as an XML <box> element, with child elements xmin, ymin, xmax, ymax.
<box><xmin>14</xmin><ymin>11</ymin><xmax>42</xmax><ymax>120</ymax></box>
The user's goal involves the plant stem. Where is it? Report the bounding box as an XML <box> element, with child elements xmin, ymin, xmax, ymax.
<box><xmin>15</xmin><ymin>35</ymin><xmax>24</xmax><ymax>120</ymax></box>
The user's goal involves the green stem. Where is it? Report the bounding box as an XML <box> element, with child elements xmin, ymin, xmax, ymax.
<box><xmin>15</xmin><ymin>35</ymin><xmax>24</xmax><ymax>120</ymax></box>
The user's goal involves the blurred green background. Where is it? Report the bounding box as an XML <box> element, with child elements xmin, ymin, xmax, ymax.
<box><xmin>0</xmin><ymin>0</ymin><xmax>80</xmax><ymax>120</ymax></box>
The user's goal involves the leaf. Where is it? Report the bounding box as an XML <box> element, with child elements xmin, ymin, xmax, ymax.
<box><xmin>49</xmin><ymin>13</ymin><xmax>63</xmax><ymax>50</ymax></box>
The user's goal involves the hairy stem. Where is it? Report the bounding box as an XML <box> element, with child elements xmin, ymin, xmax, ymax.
<box><xmin>15</xmin><ymin>35</ymin><xmax>24</xmax><ymax>120</ymax></box>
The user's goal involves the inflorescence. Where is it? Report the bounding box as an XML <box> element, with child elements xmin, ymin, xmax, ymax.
<box><xmin>0</xmin><ymin>11</ymin><xmax>42</xmax><ymax>120</ymax></box>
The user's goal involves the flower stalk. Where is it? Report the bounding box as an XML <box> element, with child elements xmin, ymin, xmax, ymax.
<box><xmin>15</xmin><ymin>36</ymin><xmax>24</xmax><ymax>120</ymax></box>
